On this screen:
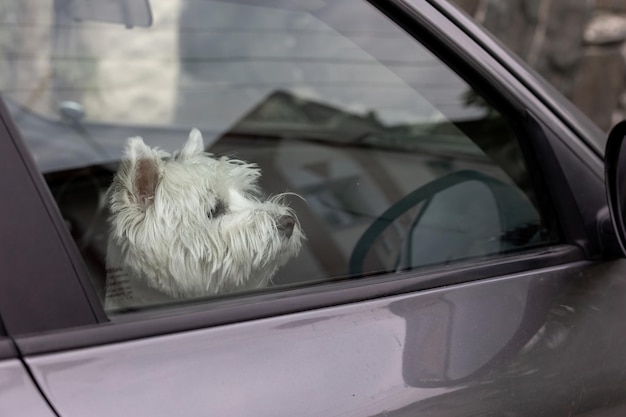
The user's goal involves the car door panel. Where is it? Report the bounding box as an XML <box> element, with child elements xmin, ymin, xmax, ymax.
<box><xmin>24</xmin><ymin>258</ymin><xmax>626</xmax><ymax>417</ymax></box>
<box><xmin>0</xmin><ymin>360</ymin><xmax>57</xmax><ymax>417</ymax></box>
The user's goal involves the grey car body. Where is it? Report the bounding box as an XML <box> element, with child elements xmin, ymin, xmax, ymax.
<box><xmin>2</xmin><ymin>0</ymin><xmax>626</xmax><ymax>416</ymax></box>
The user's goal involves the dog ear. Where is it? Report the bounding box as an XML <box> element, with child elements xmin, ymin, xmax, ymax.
<box><xmin>180</xmin><ymin>128</ymin><xmax>205</xmax><ymax>159</ymax></box>
<box><xmin>126</xmin><ymin>137</ymin><xmax>160</xmax><ymax>209</ymax></box>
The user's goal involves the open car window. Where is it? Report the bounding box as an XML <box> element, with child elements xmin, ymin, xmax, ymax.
<box><xmin>2</xmin><ymin>0</ymin><xmax>559</xmax><ymax>313</ymax></box>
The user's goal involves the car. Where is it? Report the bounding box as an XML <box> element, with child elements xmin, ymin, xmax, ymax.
<box><xmin>2</xmin><ymin>0</ymin><xmax>626</xmax><ymax>415</ymax></box>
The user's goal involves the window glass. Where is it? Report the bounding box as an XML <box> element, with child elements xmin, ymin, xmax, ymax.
<box><xmin>1</xmin><ymin>0</ymin><xmax>558</xmax><ymax>312</ymax></box>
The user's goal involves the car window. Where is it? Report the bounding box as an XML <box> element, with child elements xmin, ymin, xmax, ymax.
<box><xmin>2</xmin><ymin>0</ymin><xmax>559</xmax><ymax>312</ymax></box>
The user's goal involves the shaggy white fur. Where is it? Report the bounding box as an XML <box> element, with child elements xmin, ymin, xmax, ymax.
<box><xmin>104</xmin><ymin>129</ymin><xmax>303</xmax><ymax>309</ymax></box>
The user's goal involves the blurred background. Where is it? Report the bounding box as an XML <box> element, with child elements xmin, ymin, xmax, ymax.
<box><xmin>453</xmin><ymin>0</ymin><xmax>626</xmax><ymax>132</ymax></box>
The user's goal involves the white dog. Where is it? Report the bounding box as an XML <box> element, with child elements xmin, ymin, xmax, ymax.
<box><xmin>104</xmin><ymin>129</ymin><xmax>303</xmax><ymax>310</ymax></box>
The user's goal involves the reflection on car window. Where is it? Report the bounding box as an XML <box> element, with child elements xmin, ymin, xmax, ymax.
<box><xmin>2</xmin><ymin>0</ymin><xmax>558</xmax><ymax>312</ymax></box>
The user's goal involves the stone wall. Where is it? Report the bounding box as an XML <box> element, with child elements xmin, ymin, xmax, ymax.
<box><xmin>453</xmin><ymin>0</ymin><xmax>626</xmax><ymax>132</ymax></box>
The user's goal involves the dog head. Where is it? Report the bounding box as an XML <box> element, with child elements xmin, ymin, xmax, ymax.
<box><xmin>107</xmin><ymin>129</ymin><xmax>303</xmax><ymax>299</ymax></box>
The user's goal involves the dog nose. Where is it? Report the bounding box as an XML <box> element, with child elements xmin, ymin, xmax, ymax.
<box><xmin>277</xmin><ymin>215</ymin><xmax>295</xmax><ymax>239</ymax></box>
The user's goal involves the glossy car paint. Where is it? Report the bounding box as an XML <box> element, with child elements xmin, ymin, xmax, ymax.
<box><xmin>0</xmin><ymin>360</ymin><xmax>56</xmax><ymax>417</ymax></box>
<box><xmin>25</xmin><ymin>259</ymin><xmax>626</xmax><ymax>416</ymax></box>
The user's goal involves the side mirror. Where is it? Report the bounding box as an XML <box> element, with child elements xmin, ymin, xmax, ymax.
<box><xmin>605</xmin><ymin>120</ymin><xmax>626</xmax><ymax>255</ymax></box>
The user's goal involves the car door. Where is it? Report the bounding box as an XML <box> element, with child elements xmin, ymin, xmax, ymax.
<box><xmin>0</xmin><ymin>338</ymin><xmax>56</xmax><ymax>417</ymax></box>
<box><xmin>2</xmin><ymin>0</ymin><xmax>626</xmax><ymax>416</ymax></box>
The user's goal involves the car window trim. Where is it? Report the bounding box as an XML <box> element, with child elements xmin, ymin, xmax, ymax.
<box><xmin>0</xmin><ymin>339</ymin><xmax>17</xmax><ymax>360</ymax></box>
<box><xmin>0</xmin><ymin>98</ymin><xmax>104</xmax><ymax>336</ymax></box>
<box><xmin>15</xmin><ymin>244</ymin><xmax>583</xmax><ymax>355</ymax></box>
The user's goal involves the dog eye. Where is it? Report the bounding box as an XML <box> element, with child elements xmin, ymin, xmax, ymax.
<box><xmin>208</xmin><ymin>200</ymin><xmax>227</xmax><ymax>218</ymax></box>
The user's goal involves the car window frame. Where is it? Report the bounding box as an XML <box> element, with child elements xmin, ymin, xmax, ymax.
<box><xmin>0</xmin><ymin>0</ymin><xmax>604</xmax><ymax>343</ymax></box>
<box><xmin>0</xmin><ymin>98</ymin><xmax>103</xmax><ymax>336</ymax></box>
<box><xmin>0</xmin><ymin>338</ymin><xmax>16</xmax><ymax>360</ymax></box>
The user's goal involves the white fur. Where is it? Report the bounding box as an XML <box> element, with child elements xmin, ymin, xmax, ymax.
<box><xmin>105</xmin><ymin>129</ymin><xmax>303</xmax><ymax>309</ymax></box>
